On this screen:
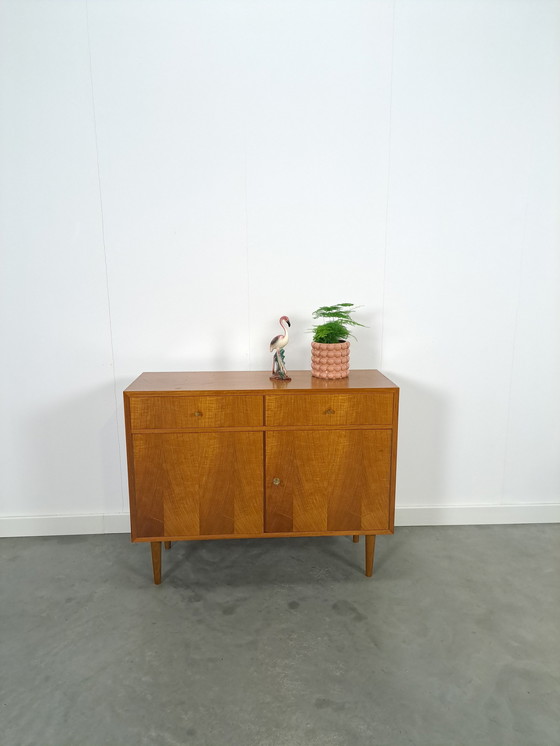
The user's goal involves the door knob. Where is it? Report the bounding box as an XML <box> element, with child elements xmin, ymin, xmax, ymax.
<box><xmin>272</xmin><ymin>477</ymin><xmax>281</xmax><ymax>486</ymax></box>
<box><xmin>194</xmin><ymin>411</ymin><xmax>203</xmax><ymax>417</ymax></box>
<box><xmin>324</xmin><ymin>408</ymin><xmax>335</xmax><ymax>415</ymax></box>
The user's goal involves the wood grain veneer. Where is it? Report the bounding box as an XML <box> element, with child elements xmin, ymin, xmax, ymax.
<box><xmin>265</xmin><ymin>392</ymin><xmax>393</xmax><ymax>427</ymax></box>
<box><xmin>265</xmin><ymin>430</ymin><xmax>391</xmax><ymax>533</ymax></box>
<box><xmin>125</xmin><ymin>370</ymin><xmax>397</xmax><ymax>394</ymax></box>
<box><xmin>124</xmin><ymin>370</ymin><xmax>399</xmax><ymax>583</ymax></box>
<box><xmin>130</xmin><ymin>394</ymin><xmax>261</xmax><ymax>430</ymax></box>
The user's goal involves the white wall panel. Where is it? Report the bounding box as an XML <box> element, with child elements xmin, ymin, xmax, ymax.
<box><xmin>382</xmin><ymin>0</ymin><xmax>560</xmax><ymax>509</ymax></box>
<box><xmin>87</xmin><ymin>1</ymin><xmax>252</xmax><ymax>382</ymax></box>
<box><xmin>502</xmin><ymin>12</ymin><xmax>560</xmax><ymax>504</ymax></box>
<box><xmin>0</xmin><ymin>0</ymin><xmax>121</xmax><ymax>517</ymax></box>
<box><xmin>87</xmin><ymin>0</ymin><xmax>391</xmax><ymax>378</ymax></box>
<box><xmin>242</xmin><ymin>1</ymin><xmax>393</xmax><ymax>372</ymax></box>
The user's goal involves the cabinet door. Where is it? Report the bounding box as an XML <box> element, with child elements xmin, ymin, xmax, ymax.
<box><xmin>132</xmin><ymin>432</ymin><xmax>263</xmax><ymax>538</ymax></box>
<box><xmin>265</xmin><ymin>430</ymin><xmax>391</xmax><ymax>533</ymax></box>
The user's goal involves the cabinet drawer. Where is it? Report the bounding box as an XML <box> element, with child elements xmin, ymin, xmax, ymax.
<box><xmin>265</xmin><ymin>393</ymin><xmax>393</xmax><ymax>427</ymax></box>
<box><xmin>129</xmin><ymin>395</ymin><xmax>262</xmax><ymax>430</ymax></box>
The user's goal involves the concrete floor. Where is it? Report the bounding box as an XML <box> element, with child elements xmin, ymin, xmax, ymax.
<box><xmin>1</xmin><ymin>525</ymin><xmax>559</xmax><ymax>746</ymax></box>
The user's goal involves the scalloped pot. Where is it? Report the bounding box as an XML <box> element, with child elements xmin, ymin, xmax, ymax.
<box><xmin>311</xmin><ymin>341</ymin><xmax>350</xmax><ymax>379</ymax></box>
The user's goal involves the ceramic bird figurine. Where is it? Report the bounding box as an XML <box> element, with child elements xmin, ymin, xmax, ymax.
<box><xmin>270</xmin><ymin>315</ymin><xmax>291</xmax><ymax>381</ymax></box>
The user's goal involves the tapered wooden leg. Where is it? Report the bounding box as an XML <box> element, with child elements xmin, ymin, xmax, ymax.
<box><xmin>353</xmin><ymin>535</ymin><xmax>360</xmax><ymax>543</ymax></box>
<box><xmin>164</xmin><ymin>541</ymin><xmax>172</xmax><ymax>550</ymax></box>
<box><xmin>365</xmin><ymin>535</ymin><xmax>376</xmax><ymax>577</ymax></box>
<box><xmin>151</xmin><ymin>541</ymin><xmax>162</xmax><ymax>585</ymax></box>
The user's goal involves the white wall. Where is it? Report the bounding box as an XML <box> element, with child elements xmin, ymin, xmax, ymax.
<box><xmin>1</xmin><ymin>0</ymin><xmax>559</xmax><ymax>535</ymax></box>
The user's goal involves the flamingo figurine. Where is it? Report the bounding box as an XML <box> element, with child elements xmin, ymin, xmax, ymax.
<box><xmin>270</xmin><ymin>315</ymin><xmax>291</xmax><ymax>381</ymax></box>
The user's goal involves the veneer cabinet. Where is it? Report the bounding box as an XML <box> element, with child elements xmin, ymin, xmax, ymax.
<box><xmin>124</xmin><ymin>371</ymin><xmax>399</xmax><ymax>584</ymax></box>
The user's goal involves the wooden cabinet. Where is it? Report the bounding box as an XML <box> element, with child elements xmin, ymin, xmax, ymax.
<box><xmin>124</xmin><ymin>370</ymin><xmax>399</xmax><ymax>584</ymax></box>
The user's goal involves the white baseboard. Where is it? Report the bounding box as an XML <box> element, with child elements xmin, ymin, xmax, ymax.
<box><xmin>0</xmin><ymin>513</ymin><xmax>131</xmax><ymax>538</ymax></box>
<box><xmin>0</xmin><ymin>504</ymin><xmax>559</xmax><ymax>538</ymax></box>
<box><xmin>395</xmin><ymin>503</ymin><xmax>560</xmax><ymax>526</ymax></box>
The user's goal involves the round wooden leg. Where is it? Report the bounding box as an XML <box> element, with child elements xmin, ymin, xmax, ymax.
<box><xmin>151</xmin><ymin>541</ymin><xmax>162</xmax><ymax>585</ymax></box>
<box><xmin>365</xmin><ymin>535</ymin><xmax>375</xmax><ymax>577</ymax></box>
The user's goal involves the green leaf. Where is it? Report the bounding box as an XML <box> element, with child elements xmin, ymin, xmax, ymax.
<box><xmin>309</xmin><ymin>302</ymin><xmax>366</xmax><ymax>343</ymax></box>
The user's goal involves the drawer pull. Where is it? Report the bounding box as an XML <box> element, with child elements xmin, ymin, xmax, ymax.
<box><xmin>272</xmin><ymin>477</ymin><xmax>281</xmax><ymax>486</ymax></box>
<box><xmin>194</xmin><ymin>411</ymin><xmax>203</xmax><ymax>417</ymax></box>
<box><xmin>324</xmin><ymin>408</ymin><xmax>335</xmax><ymax>415</ymax></box>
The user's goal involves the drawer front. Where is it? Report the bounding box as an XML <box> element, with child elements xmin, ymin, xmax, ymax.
<box><xmin>130</xmin><ymin>395</ymin><xmax>262</xmax><ymax>430</ymax></box>
<box><xmin>265</xmin><ymin>392</ymin><xmax>393</xmax><ymax>427</ymax></box>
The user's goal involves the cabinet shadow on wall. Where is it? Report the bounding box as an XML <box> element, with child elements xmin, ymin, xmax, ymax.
<box><xmin>390</xmin><ymin>373</ymin><xmax>448</xmax><ymax>522</ymax></box>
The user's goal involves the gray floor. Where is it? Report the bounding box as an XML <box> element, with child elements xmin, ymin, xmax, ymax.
<box><xmin>1</xmin><ymin>526</ymin><xmax>559</xmax><ymax>746</ymax></box>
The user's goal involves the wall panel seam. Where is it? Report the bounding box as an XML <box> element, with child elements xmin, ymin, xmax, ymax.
<box><xmin>379</xmin><ymin>0</ymin><xmax>396</xmax><ymax>371</ymax></box>
<box><xmin>85</xmin><ymin>0</ymin><xmax>126</xmax><ymax>511</ymax></box>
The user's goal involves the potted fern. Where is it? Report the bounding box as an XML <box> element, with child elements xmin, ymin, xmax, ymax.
<box><xmin>310</xmin><ymin>303</ymin><xmax>365</xmax><ymax>379</ymax></box>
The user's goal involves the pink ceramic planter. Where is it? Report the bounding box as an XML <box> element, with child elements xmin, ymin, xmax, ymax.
<box><xmin>311</xmin><ymin>341</ymin><xmax>350</xmax><ymax>379</ymax></box>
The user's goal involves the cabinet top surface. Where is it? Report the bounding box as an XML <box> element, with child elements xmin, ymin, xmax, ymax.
<box><xmin>124</xmin><ymin>370</ymin><xmax>398</xmax><ymax>394</ymax></box>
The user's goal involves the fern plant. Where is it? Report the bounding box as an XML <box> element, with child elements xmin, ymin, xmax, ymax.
<box><xmin>311</xmin><ymin>303</ymin><xmax>365</xmax><ymax>344</ymax></box>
